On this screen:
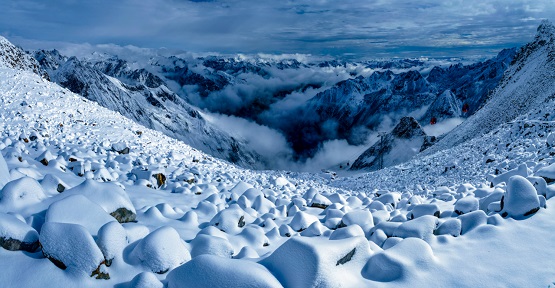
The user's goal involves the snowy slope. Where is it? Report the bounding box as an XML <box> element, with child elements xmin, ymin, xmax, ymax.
<box><xmin>0</xmin><ymin>62</ymin><xmax>554</xmax><ymax>287</ymax></box>
<box><xmin>33</xmin><ymin>50</ymin><xmax>264</xmax><ymax>169</ymax></box>
<box><xmin>426</xmin><ymin>20</ymin><xmax>555</xmax><ymax>155</ymax></box>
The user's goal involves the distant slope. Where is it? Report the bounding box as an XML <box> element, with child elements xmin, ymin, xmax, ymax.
<box><xmin>350</xmin><ymin>116</ymin><xmax>435</xmax><ymax>171</ymax></box>
<box><xmin>32</xmin><ymin>49</ymin><xmax>264</xmax><ymax>169</ymax></box>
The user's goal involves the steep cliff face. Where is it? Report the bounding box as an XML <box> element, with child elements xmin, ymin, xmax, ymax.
<box><xmin>350</xmin><ymin>117</ymin><xmax>435</xmax><ymax>171</ymax></box>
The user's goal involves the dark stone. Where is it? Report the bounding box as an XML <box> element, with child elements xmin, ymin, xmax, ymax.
<box><xmin>336</xmin><ymin>248</ymin><xmax>356</xmax><ymax>266</ymax></box>
<box><xmin>110</xmin><ymin>208</ymin><xmax>136</xmax><ymax>223</ymax></box>
<box><xmin>153</xmin><ymin>173</ymin><xmax>166</xmax><ymax>188</ymax></box>
<box><xmin>523</xmin><ymin>207</ymin><xmax>540</xmax><ymax>216</ymax></box>
<box><xmin>118</xmin><ymin>147</ymin><xmax>130</xmax><ymax>155</ymax></box>
<box><xmin>336</xmin><ymin>221</ymin><xmax>347</xmax><ymax>229</ymax></box>
<box><xmin>310</xmin><ymin>203</ymin><xmax>329</xmax><ymax>209</ymax></box>
<box><xmin>0</xmin><ymin>237</ymin><xmax>39</xmax><ymax>252</ymax></box>
<box><xmin>39</xmin><ymin>158</ymin><xmax>49</xmax><ymax>166</ymax></box>
<box><xmin>56</xmin><ymin>184</ymin><xmax>65</xmax><ymax>193</ymax></box>
<box><xmin>42</xmin><ymin>248</ymin><xmax>67</xmax><ymax>270</ymax></box>
<box><xmin>238</xmin><ymin>216</ymin><xmax>245</xmax><ymax>228</ymax></box>
<box><xmin>91</xmin><ymin>264</ymin><xmax>111</xmax><ymax>279</ymax></box>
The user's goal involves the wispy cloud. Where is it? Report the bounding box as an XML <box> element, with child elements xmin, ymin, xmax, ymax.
<box><xmin>2</xmin><ymin>0</ymin><xmax>554</xmax><ymax>57</ymax></box>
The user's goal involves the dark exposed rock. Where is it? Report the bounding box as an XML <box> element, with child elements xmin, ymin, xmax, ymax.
<box><xmin>0</xmin><ymin>237</ymin><xmax>39</xmax><ymax>252</ymax></box>
<box><xmin>110</xmin><ymin>207</ymin><xmax>136</xmax><ymax>223</ymax></box>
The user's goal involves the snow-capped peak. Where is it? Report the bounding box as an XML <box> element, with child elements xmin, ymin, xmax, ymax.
<box><xmin>535</xmin><ymin>19</ymin><xmax>555</xmax><ymax>43</ymax></box>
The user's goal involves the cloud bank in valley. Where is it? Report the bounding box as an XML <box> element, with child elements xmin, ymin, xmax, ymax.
<box><xmin>2</xmin><ymin>0</ymin><xmax>555</xmax><ymax>58</ymax></box>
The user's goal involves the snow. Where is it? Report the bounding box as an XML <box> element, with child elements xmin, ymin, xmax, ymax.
<box><xmin>167</xmin><ymin>254</ymin><xmax>282</xmax><ymax>288</ymax></box>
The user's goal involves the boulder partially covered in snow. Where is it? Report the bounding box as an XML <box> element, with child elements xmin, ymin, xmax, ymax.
<box><xmin>0</xmin><ymin>212</ymin><xmax>39</xmax><ymax>252</ymax></box>
<box><xmin>454</xmin><ymin>196</ymin><xmax>479</xmax><ymax>215</ymax></box>
<box><xmin>501</xmin><ymin>176</ymin><xmax>540</xmax><ymax>219</ymax></box>
<box><xmin>190</xmin><ymin>234</ymin><xmax>234</xmax><ymax>258</ymax></box>
<box><xmin>45</xmin><ymin>195</ymin><xmax>117</xmax><ymax>236</ymax></box>
<box><xmin>0</xmin><ymin>152</ymin><xmax>11</xmax><ymax>189</ymax></box>
<box><xmin>0</xmin><ymin>177</ymin><xmax>47</xmax><ymax>213</ymax></box>
<box><xmin>535</xmin><ymin>163</ymin><xmax>555</xmax><ymax>183</ymax></box>
<box><xmin>261</xmin><ymin>236</ymin><xmax>372</xmax><ymax>287</ymax></box>
<box><xmin>167</xmin><ymin>254</ymin><xmax>282</xmax><ymax>288</ymax></box>
<box><xmin>39</xmin><ymin>222</ymin><xmax>105</xmax><ymax>276</ymax></box>
<box><xmin>129</xmin><ymin>226</ymin><xmax>191</xmax><ymax>274</ymax></box>
<box><xmin>96</xmin><ymin>221</ymin><xmax>127</xmax><ymax>266</ymax></box>
<box><xmin>63</xmin><ymin>179</ymin><xmax>136</xmax><ymax>223</ymax></box>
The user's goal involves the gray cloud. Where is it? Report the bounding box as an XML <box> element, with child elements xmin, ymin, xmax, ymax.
<box><xmin>2</xmin><ymin>0</ymin><xmax>554</xmax><ymax>58</ymax></box>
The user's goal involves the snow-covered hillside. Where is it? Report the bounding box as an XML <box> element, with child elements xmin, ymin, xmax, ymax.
<box><xmin>33</xmin><ymin>49</ymin><xmax>264</xmax><ymax>169</ymax></box>
<box><xmin>426</xmin><ymin>20</ymin><xmax>555</xmax><ymax>155</ymax></box>
<box><xmin>1</xmin><ymin>22</ymin><xmax>555</xmax><ymax>288</ymax></box>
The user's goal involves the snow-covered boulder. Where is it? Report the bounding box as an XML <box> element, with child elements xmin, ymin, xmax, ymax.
<box><xmin>96</xmin><ymin>221</ymin><xmax>127</xmax><ymax>266</ymax></box>
<box><xmin>63</xmin><ymin>179</ymin><xmax>136</xmax><ymax>222</ymax></box>
<box><xmin>407</xmin><ymin>203</ymin><xmax>440</xmax><ymax>219</ymax></box>
<box><xmin>501</xmin><ymin>176</ymin><xmax>540</xmax><ymax>218</ymax></box>
<box><xmin>309</xmin><ymin>193</ymin><xmax>332</xmax><ymax>209</ymax></box>
<box><xmin>339</xmin><ymin>210</ymin><xmax>374</xmax><ymax>232</ymax></box>
<box><xmin>0</xmin><ymin>177</ymin><xmax>47</xmax><ymax>212</ymax></box>
<box><xmin>362</xmin><ymin>238</ymin><xmax>435</xmax><ymax>282</ymax></box>
<box><xmin>0</xmin><ymin>152</ymin><xmax>11</xmax><ymax>189</ymax></box>
<box><xmin>433</xmin><ymin>218</ymin><xmax>461</xmax><ymax>237</ymax></box>
<box><xmin>127</xmin><ymin>272</ymin><xmax>164</xmax><ymax>288</ymax></box>
<box><xmin>329</xmin><ymin>225</ymin><xmax>365</xmax><ymax>240</ymax></box>
<box><xmin>491</xmin><ymin>164</ymin><xmax>529</xmax><ymax>186</ymax></box>
<box><xmin>393</xmin><ymin>215</ymin><xmax>438</xmax><ymax>242</ymax></box>
<box><xmin>454</xmin><ymin>196</ymin><xmax>479</xmax><ymax>215</ymax></box>
<box><xmin>0</xmin><ymin>212</ymin><xmax>39</xmax><ymax>252</ymax></box>
<box><xmin>167</xmin><ymin>254</ymin><xmax>282</xmax><ymax>288</ymax></box>
<box><xmin>190</xmin><ymin>234</ymin><xmax>234</xmax><ymax>258</ymax></box>
<box><xmin>209</xmin><ymin>204</ymin><xmax>253</xmax><ymax>234</ymax></box>
<box><xmin>129</xmin><ymin>226</ymin><xmax>191</xmax><ymax>274</ymax></box>
<box><xmin>289</xmin><ymin>211</ymin><xmax>320</xmax><ymax>232</ymax></box>
<box><xmin>458</xmin><ymin>210</ymin><xmax>488</xmax><ymax>234</ymax></box>
<box><xmin>45</xmin><ymin>195</ymin><xmax>117</xmax><ymax>236</ymax></box>
<box><xmin>39</xmin><ymin>222</ymin><xmax>105</xmax><ymax>276</ymax></box>
<box><xmin>262</xmin><ymin>236</ymin><xmax>372</xmax><ymax>287</ymax></box>
<box><xmin>40</xmin><ymin>174</ymin><xmax>68</xmax><ymax>194</ymax></box>
<box><xmin>535</xmin><ymin>163</ymin><xmax>555</xmax><ymax>183</ymax></box>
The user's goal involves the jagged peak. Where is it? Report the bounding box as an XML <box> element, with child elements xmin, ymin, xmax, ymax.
<box><xmin>391</xmin><ymin>116</ymin><xmax>426</xmax><ymax>139</ymax></box>
<box><xmin>535</xmin><ymin>19</ymin><xmax>555</xmax><ymax>42</ymax></box>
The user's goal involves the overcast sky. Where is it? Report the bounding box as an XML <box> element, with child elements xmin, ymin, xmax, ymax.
<box><xmin>1</xmin><ymin>0</ymin><xmax>554</xmax><ymax>58</ymax></box>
